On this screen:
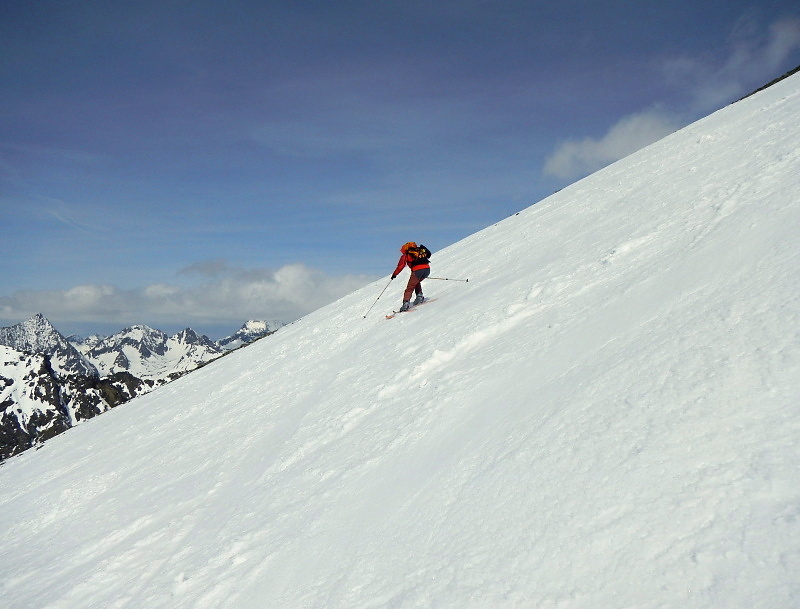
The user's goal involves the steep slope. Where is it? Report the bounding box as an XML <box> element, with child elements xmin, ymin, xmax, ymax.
<box><xmin>1</xmin><ymin>75</ymin><xmax>798</xmax><ymax>609</ymax></box>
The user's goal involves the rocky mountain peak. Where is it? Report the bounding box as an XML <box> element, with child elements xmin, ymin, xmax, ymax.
<box><xmin>0</xmin><ymin>314</ymin><xmax>98</xmax><ymax>378</ymax></box>
<box><xmin>91</xmin><ymin>325</ymin><xmax>169</xmax><ymax>359</ymax></box>
<box><xmin>0</xmin><ymin>313</ymin><xmax>59</xmax><ymax>352</ymax></box>
<box><xmin>217</xmin><ymin>319</ymin><xmax>276</xmax><ymax>350</ymax></box>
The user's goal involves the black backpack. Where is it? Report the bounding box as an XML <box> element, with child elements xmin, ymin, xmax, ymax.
<box><xmin>407</xmin><ymin>244</ymin><xmax>432</xmax><ymax>262</ymax></box>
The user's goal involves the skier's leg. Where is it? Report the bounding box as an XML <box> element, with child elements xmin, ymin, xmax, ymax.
<box><xmin>412</xmin><ymin>269</ymin><xmax>429</xmax><ymax>304</ymax></box>
<box><xmin>403</xmin><ymin>274</ymin><xmax>421</xmax><ymax>301</ymax></box>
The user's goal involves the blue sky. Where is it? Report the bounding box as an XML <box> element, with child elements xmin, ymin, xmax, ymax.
<box><xmin>2</xmin><ymin>0</ymin><xmax>799</xmax><ymax>339</ymax></box>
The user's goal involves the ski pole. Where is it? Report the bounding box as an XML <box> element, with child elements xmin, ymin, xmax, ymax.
<box><xmin>363</xmin><ymin>278</ymin><xmax>393</xmax><ymax>318</ymax></box>
<box><xmin>427</xmin><ymin>276</ymin><xmax>469</xmax><ymax>282</ymax></box>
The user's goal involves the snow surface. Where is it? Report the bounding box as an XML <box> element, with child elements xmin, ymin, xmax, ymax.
<box><xmin>1</xmin><ymin>75</ymin><xmax>799</xmax><ymax>609</ymax></box>
<box><xmin>0</xmin><ymin>346</ymin><xmax>52</xmax><ymax>422</ymax></box>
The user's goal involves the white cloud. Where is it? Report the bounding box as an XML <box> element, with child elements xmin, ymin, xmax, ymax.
<box><xmin>0</xmin><ymin>263</ymin><xmax>377</xmax><ymax>334</ymax></box>
<box><xmin>543</xmin><ymin>17</ymin><xmax>800</xmax><ymax>183</ymax></box>
<box><xmin>663</xmin><ymin>17</ymin><xmax>800</xmax><ymax>113</ymax></box>
<box><xmin>543</xmin><ymin>110</ymin><xmax>681</xmax><ymax>181</ymax></box>
<box><xmin>63</xmin><ymin>284</ymin><xmax>117</xmax><ymax>304</ymax></box>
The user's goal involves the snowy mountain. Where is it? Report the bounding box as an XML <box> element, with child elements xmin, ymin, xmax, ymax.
<box><xmin>170</xmin><ymin>327</ymin><xmax>225</xmax><ymax>369</ymax></box>
<box><xmin>0</xmin><ymin>343</ymin><xmax>143</xmax><ymax>460</ymax></box>
<box><xmin>66</xmin><ymin>333</ymin><xmax>104</xmax><ymax>349</ymax></box>
<box><xmin>0</xmin><ymin>313</ymin><xmax>97</xmax><ymax>378</ymax></box>
<box><xmin>0</xmin><ymin>346</ymin><xmax>67</xmax><ymax>457</ymax></box>
<box><xmin>217</xmin><ymin>319</ymin><xmax>278</xmax><ymax>350</ymax></box>
<box><xmin>79</xmin><ymin>324</ymin><xmax>224</xmax><ymax>381</ymax></box>
<box><xmin>1</xmin><ymin>73</ymin><xmax>799</xmax><ymax>608</ymax></box>
<box><xmin>0</xmin><ymin>316</ymin><xmax>122</xmax><ymax>458</ymax></box>
<box><xmin>1</xmin><ymin>317</ymin><xmax>273</xmax><ymax>460</ymax></box>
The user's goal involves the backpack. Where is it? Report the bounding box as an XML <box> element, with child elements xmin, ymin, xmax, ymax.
<box><xmin>407</xmin><ymin>244</ymin><xmax>432</xmax><ymax>261</ymax></box>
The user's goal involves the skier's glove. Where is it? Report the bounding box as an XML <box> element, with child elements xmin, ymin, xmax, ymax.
<box><xmin>391</xmin><ymin>274</ymin><xmax>396</xmax><ymax>280</ymax></box>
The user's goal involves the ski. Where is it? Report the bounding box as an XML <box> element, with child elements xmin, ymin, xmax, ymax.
<box><xmin>385</xmin><ymin>309</ymin><xmax>417</xmax><ymax>319</ymax></box>
<box><xmin>385</xmin><ymin>298</ymin><xmax>437</xmax><ymax>319</ymax></box>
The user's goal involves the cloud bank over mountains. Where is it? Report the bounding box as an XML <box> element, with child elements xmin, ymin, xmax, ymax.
<box><xmin>0</xmin><ymin>262</ymin><xmax>376</xmax><ymax>336</ymax></box>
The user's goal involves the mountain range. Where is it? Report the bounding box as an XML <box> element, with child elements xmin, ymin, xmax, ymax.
<box><xmin>0</xmin><ymin>315</ymin><xmax>279</xmax><ymax>460</ymax></box>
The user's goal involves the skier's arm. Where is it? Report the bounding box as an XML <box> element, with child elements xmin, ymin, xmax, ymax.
<box><xmin>391</xmin><ymin>254</ymin><xmax>407</xmax><ymax>278</ymax></box>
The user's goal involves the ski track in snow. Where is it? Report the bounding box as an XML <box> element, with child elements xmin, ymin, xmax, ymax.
<box><xmin>1</xmin><ymin>77</ymin><xmax>800</xmax><ymax>609</ymax></box>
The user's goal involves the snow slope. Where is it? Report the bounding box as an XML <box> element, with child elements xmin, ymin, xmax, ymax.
<box><xmin>1</xmin><ymin>75</ymin><xmax>799</xmax><ymax>609</ymax></box>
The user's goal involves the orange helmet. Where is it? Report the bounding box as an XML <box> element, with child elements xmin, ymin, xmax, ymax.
<box><xmin>400</xmin><ymin>241</ymin><xmax>417</xmax><ymax>253</ymax></box>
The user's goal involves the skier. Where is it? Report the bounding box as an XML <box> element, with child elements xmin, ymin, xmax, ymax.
<box><xmin>391</xmin><ymin>242</ymin><xmax>431</xmax><ymax>312</ymax></box>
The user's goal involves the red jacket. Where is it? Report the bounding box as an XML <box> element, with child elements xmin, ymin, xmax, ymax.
<box><xmin>393</xmin><ymin>252</ymin><xmax>430</xmax><ymax>276</ymax></box>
